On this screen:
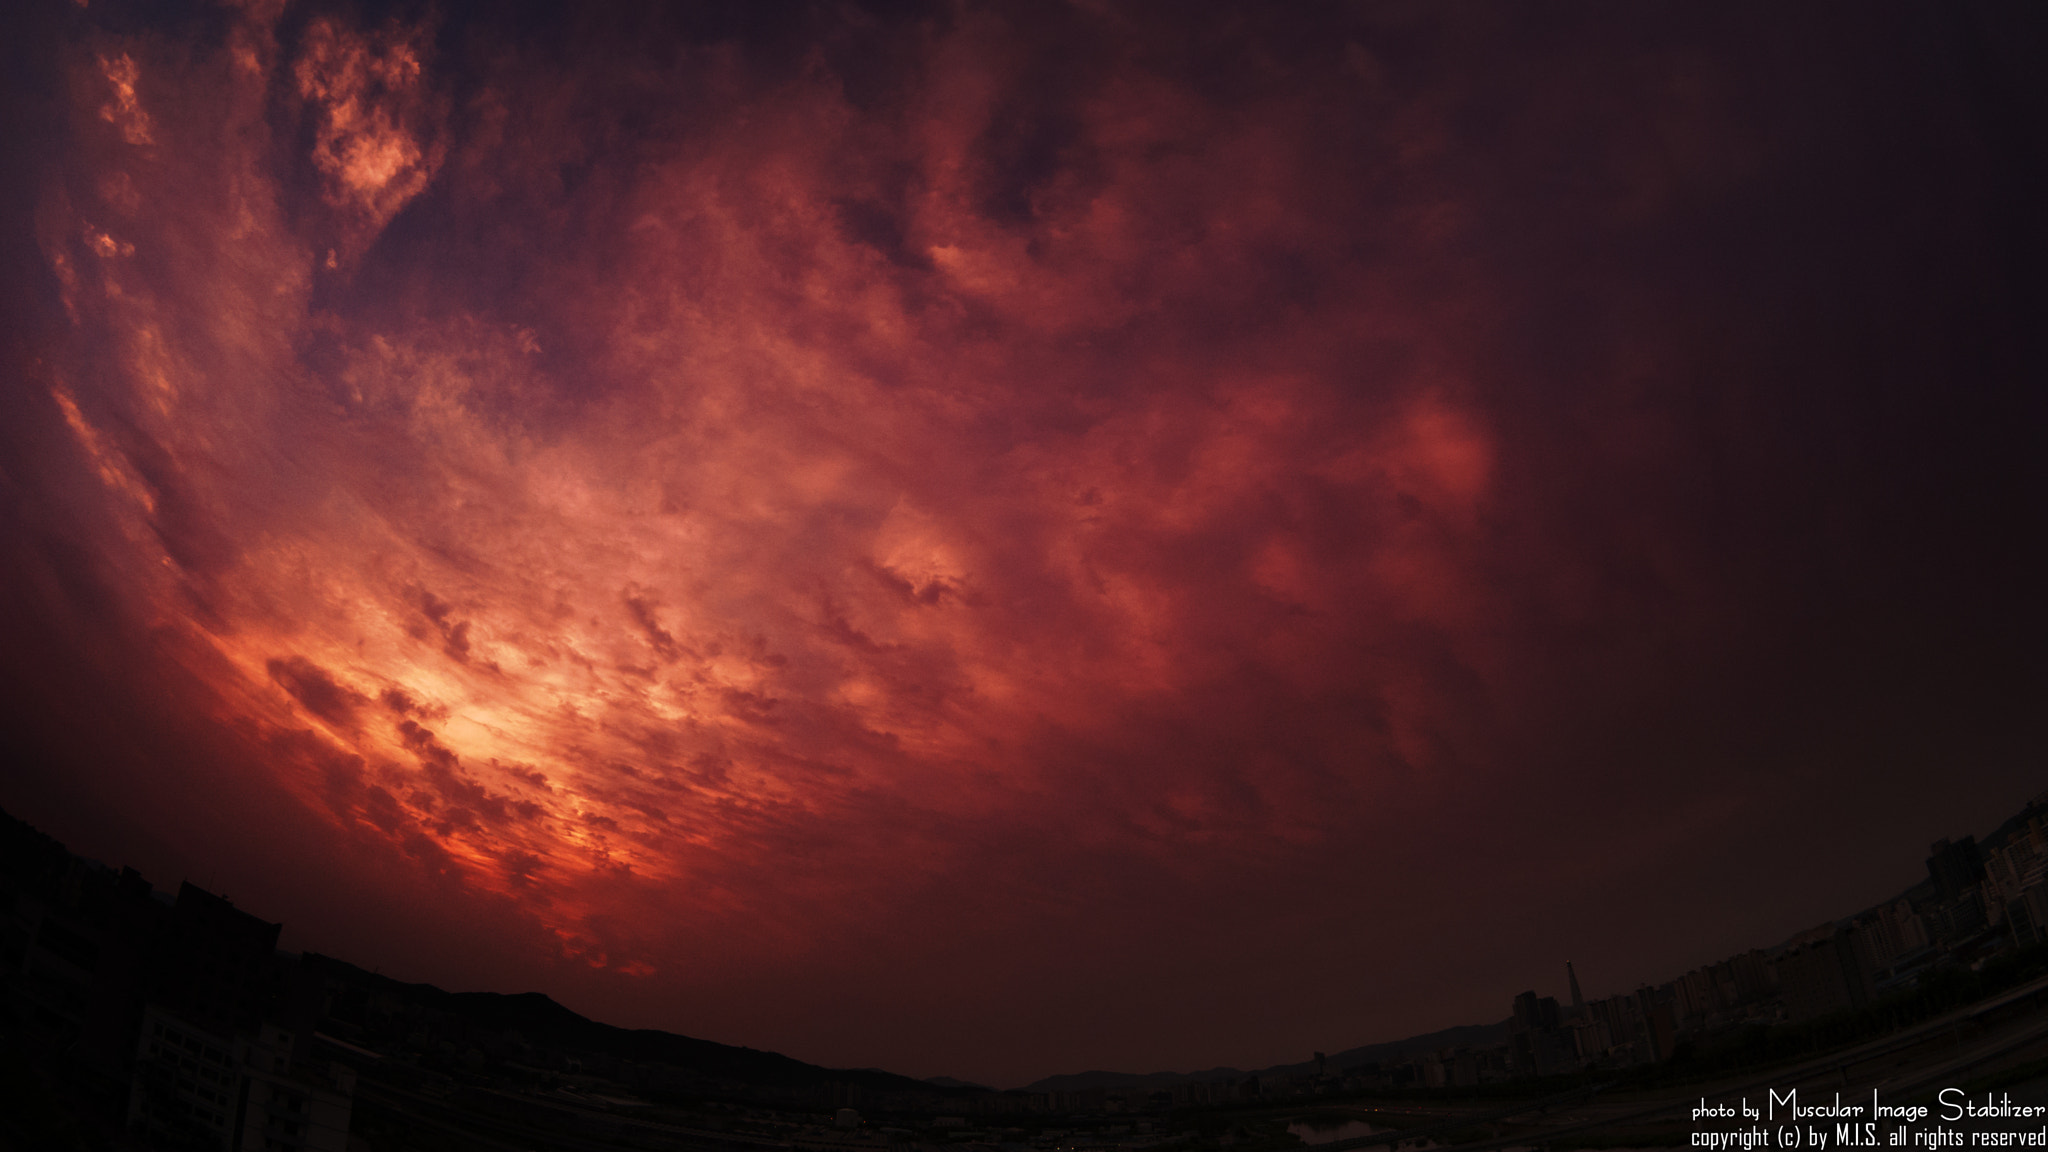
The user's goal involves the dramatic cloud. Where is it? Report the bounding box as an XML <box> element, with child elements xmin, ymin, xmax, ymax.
<box><xmin>1</xmin><ymin>0</ymin><xmax>2042</xmax><ymax>1085</ymax></box>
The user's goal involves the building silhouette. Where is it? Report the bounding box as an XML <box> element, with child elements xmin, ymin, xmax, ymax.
<box><xmin>0</xmin><ymin>814</ymin><xmax>355</xmax><ymax>1151</ymax></box>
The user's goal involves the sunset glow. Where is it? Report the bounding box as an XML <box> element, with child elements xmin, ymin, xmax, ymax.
<box><xmin>4</xmin><ymin>0</ymin><xmax>2042</xmax><ymax>1087</ymax></box>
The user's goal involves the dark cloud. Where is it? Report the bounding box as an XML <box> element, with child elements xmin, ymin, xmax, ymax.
<box><xmin>267</xmin><ymin>655</ymin><xmax>368</xmax><ymax>726</ymax></box>
<box><xmin>622</xmin><ymin>587</ymin><xmax>680</xmax><ymax>662</ymax></box>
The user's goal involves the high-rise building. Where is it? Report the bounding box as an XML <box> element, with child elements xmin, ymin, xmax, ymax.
<box><xmin>1773</xmin><ymin>932</ymin><xmax>1865</xmax><ymax>1022</ymax></box>
<box><xmin>1928</xmin><ymin>837</ymin><xmax>1986</xmax><ymax>903</ymax></box>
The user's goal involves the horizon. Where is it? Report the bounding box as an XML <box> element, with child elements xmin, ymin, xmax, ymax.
<box><xmin>1</xmin><ymin>0</ymin><xmax>2043</xmax><ymax>1090</ymax></box>
<box><xmin>1</xmin><ymin>790</ymin><xmax>2032</xmax><ymax>1092</ymax></box>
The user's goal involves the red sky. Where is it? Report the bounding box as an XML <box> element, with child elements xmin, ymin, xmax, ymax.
<box><xmin>1</xmin><ymin>0</ymin><xmax>2044</xmax><ymax>1088</ymax></box>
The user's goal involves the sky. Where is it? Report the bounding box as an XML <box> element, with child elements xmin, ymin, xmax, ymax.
<box><xmin>0</xmin><ymin>0</ymin><xmax>2044</xmax><ymax>1089</ymax></box>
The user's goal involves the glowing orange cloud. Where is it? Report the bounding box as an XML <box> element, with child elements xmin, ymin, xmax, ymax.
<box><xmin>35</xmin><ymin>2</ymin><xmax>1520</xmax><ymax>977</ymax></box>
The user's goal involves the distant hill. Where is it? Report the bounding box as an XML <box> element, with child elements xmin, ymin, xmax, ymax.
<box><xmin>0</xmin><ymin>803</ymin><xmax>952</xmax><ymax>1101</ymax></box>
<box><xmin>1024</xmin><ymin>1067</ymin><xmax>1248</xmax><ymax>1094</ymax></box>
<box><xmin>300</xmin><ymin>953</ymin><xmax>952</xmax><ymax>1094</ymax></box>
<box><xmin>1018</xmin><ymin>1020</ymin><xmax>1509</xmax><ymax>1094</ymax></box>
<box><xmin>1319</xmin><ymin>1021</ymin><xmax>1510</xmax><ymax>1073</ymax></box>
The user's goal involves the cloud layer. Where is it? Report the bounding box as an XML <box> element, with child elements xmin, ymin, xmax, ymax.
<box><xmin>2</xmin><ymin>0</ymin><xmax>2043</xmax><ymax>1085</ymax></box>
